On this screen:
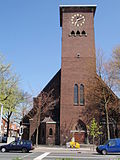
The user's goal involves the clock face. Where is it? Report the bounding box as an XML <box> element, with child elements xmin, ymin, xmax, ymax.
<box><xmin>71</xmin><ymin>14</ymin><xmax>85</xmax><ymax>27</ymax></box>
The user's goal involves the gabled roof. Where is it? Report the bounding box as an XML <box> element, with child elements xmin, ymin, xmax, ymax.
<box><xmin>22</xmin><ymin>69</ymin><xmax>61</xmax><ymax>123</ymax></box>
<box><xmin>42</xmin><ymin>116</ymin><xmax>56</xmax><ymax>124</ymax></box>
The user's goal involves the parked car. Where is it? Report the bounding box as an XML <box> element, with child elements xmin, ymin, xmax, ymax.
<box><xmin>0</xmin><ymin>140</ymin><xmax>34</xmax><ymax>153</ymax></box>
<box><xmin>96</xmin><ymin>138</ymin><xmax>120</xmax><ymax>155</ymax></box>
<box><xmin>66</xmin><ymin>141</ymin><xmax>80</xmax><ymax>149</ymax></box>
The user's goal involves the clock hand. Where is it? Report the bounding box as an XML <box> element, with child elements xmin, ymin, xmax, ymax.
<box><xmin>77</xmin><ymin>17</ymin><xmax>84</xmax><ymax>21</ymax></box>
<box><xmin>75</xmin><ymin>17</ymin><xmax>84</xmax><ymax>25</ymax></box>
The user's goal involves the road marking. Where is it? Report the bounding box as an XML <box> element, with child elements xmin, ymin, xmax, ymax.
<box><xmin>33</xmin><ymin>152</ymin><xmax>50</xmax><ymax>160</ymax></box>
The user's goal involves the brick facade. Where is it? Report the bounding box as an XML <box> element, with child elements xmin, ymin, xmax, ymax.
<box><xmin>22</xmin><ymin>5</ymin><xmax>120</xmax><ymax>145</ymax></box>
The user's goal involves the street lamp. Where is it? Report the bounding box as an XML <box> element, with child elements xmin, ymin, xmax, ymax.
<box><xmin>0</xmin><ymin>102</ymin><xmax>3</xmax><ymax>139</ymax></box>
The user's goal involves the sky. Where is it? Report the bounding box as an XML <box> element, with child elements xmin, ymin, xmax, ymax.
<box><xmin>0</xmin><ymin>0</ymin><xmax>120</xmax><ymax>97</ymax></box>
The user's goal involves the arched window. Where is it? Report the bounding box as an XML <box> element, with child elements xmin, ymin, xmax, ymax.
<box><xmin>81</xmin><ymin>30</ymin><xmax>86</xmax><ymax>36</ymax></box>
<box><xmin>74</xmin><ymin>84</ymin><xmax>78</xmax><ymax>105</ymax></box>
<box><xmin>76</xmin><ymin>30</ymin><xmax>80</xmax><ymax>36</ymax></box>
<box><xmin>49</xmin><ymin>128</ymin><xmax>53</xmax><ymax>136</ymax></box>
<box><xmin>80</xmin><ymin>84</ymin><xmax>84</xmax><ymax>105</ymax></box>
<box><xmin>71</xmin><ymin>30</ymin><xmax>75</xmax><ymax>36</ymax></box>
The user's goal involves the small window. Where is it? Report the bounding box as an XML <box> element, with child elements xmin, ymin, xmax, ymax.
<box><xmin>25</xmin><ymin>141</ymin><xmax>31</xmax><ymax>145</ymax></box>
<box><xmin>77</xmin><ymin>53</ymin><xmax>80</xmax><ymax>58</ymax></box>
<box><xmin>71</xmin><ymin>31</ymin><xmax>75</xmax><ymax>36</ymax></box>
<box><xmin>17</xmin><ymin>141</ymin><xmax>21</xmax><ymax>145</ymax></box>
<box><xmin>74</xmin><ymin>84</ymin><xmax>78</xmax><ymax>105</ymax></box>
<box><xmin>80</xmin><ymin>84</ymin><xmax>84</xmax><ymax>105</ymax></box>
<box><xmin>49</xmin><ymin>128</ymin><xmax>53</xmax><ymax>136</ymax></box>
<box><xmin>10</xmin><ymin>141</ymin><xmax>16</xmax><ymax>145</ymax></box>
<box><xmin>108</xmin><ymin>140</ymin><xmax>116</xmax><ymax>147</ymax></box>
<box><xmin>20</xmin><ymin>141</ymin><xmax>24</xmax><ymax>145</ymax></box>
<box><xmin>23</xmin><ymin>141</ymin><xmax>27</xmax><ymax>145</ymax></box>
<box><xmin>76</xmin><ymin>30</ymin><xmax>80</xmax><ymax>36</ymax></box>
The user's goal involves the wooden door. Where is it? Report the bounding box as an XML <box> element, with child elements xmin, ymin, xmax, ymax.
<box><xmin>74</xmin><ymin>132</ymin><xmax>85</xmax><ymax>143</ymax></box>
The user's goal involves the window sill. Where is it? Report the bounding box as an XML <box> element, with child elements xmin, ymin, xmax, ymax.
<box><xmin>74</xmin><ymin>103</ymin><xmax>85</xmax><ymax>106</ymax></box>
<box><xmin>80</xmin><ymin>103</ymin><xmax>84</xmax><ymax>106</ymax></box>
<box><xmin>74</xmin><ymin>103</ymin><xmax>79</xmax><ymax>106</ymax></box>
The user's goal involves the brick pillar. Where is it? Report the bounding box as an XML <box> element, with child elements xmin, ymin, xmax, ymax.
<box><xmin>46</xmin><ymin>123</ymin><xmax>56</xmax><ymax>145</ymax></box>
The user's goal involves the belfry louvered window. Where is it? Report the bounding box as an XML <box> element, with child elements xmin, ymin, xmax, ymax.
<box><xmin>80</xmin><ymin>84</ymin><xmax>84</xmax><ymax>105</ymax></box>
<box><xmin>74</xmin><ymin>84</ymin><xmax>78</xmax><ymax>105</ymax></box>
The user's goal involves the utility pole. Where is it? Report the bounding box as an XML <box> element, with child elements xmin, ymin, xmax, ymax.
<box><xmin>0</xmin><ymin>103</ymin><xmax>3</xmax><ymax>141</ymax></box>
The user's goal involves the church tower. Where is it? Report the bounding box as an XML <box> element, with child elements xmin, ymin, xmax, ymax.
<box><xmin>60</xmin><ymin>5</ymin><xmax>96</xmax><ymax>144</ymax></box>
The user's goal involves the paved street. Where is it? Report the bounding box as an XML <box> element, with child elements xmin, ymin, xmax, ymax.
<box><xmin>0</xmin><ymin>147</ymin><xmax>120</xmax><ymax>160</ymax></box>
<box><xmin>44</xmin><ymin>152</ymin><xmax>120</xmax><ymax>160</ymax></box>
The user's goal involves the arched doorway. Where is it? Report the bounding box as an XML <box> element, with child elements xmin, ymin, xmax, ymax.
<box><xmin>71</xmin><ymin>120</ymin><xmax>87</xmax><ymax>144</ymax></box>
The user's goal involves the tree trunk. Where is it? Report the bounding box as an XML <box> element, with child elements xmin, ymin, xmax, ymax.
<box><xmin>93</xmin><ymin>136</ymin><xmax>95</xmax><ymax>151</ymax></box>
<box><xmin>36</xmin><ymin>125</ymin><xmax>39</xmax><ymax>146</ymax></box>
<box><xmin>105</xmin><ymin>103</ymin><xmax>110</xmax><ymax>140</ymax></box>
<box><xmin>36</xmin><ymin>111</ymin><xmax>40</xmax><ymax>146</ymax></box>
<box><xmin>7</xmin><ymin>116</ymin><xmax>10</xmax><ymax>137</ymax></box>
<box><xmin>35</xmin><ymin>101</ymin><xmax>41</xmax><ymax>146</ymax></box>
<box><xmin>7</xmin><ymin>112</ymin><xmax>12</xmax><ymax>137</ymax></box>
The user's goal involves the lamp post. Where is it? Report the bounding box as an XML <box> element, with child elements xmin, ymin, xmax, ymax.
<box><xmin>0</xmin><ymin>102</ymin><xmax>3</xmax><ymax>140</ymax></box>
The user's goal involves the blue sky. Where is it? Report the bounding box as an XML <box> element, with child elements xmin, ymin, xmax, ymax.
<box><xmin>0</xmin><ymin>0</ymin><xmax>120</xmax><ymax>96</ymax></box>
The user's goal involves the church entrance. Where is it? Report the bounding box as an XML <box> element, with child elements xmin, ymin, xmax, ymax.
<box><xmin>74</xmin><ymin>131</ymin><xmax>85</xmax><ymax>143</ymax></box>
<box><xmin>71</xmin><ymin>119</ymin><xmax>87</xmax><ymax>144</ymax></box>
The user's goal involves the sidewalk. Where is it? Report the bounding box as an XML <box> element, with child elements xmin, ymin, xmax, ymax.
<box><xmin>34</xmin><ymin>145</ymin><xmax>97</xmax><ymax>153</ymax></box>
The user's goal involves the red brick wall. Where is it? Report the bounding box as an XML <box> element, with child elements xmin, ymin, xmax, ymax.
<box><xmin>46</xmin><ymin>123</ymin><xmax>56</xmax><ymax>145</ymax></box>
<box><xmin>60</xmin><ymin>7</ymin><xmax>97</xmax><ymax>144</ymax></box>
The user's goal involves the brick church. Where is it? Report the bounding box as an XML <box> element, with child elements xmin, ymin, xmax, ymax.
<box><xmin>22</xmin><ymin>5</ymin><xmax>120</xmax><ymax>145</ymax></box>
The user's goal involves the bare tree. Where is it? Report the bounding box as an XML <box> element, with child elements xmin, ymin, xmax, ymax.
<box><xmin>110</xmin><ymin>46</ymin><xmax>120</xmax><ymax>92</ymax></box>
<box><xmin>96</xmin><ymin>48</ymin><xmax>104</xmax><ymax>78</ymax></box>
<box><xmin>24</xmin><ymin>89</ymin><xmax>59</xmax><ymax>145</ymax></box>
<box><xmin>35</xmin><ymin>90</ymin><xmax>54</xmax><ymax>146</ymax></box>
<box><xmin>86</xmin><ymin>75</ymin><xmax>118</xmax><ymax>141</ymax></box>
<box><xmin>95</xmin><ymin>48</ymin><xmax>120</xmax><ymax>140</ymax></box>
<box><xmin>60</xmin><ymin>119</ymin><xmax>73</xmax><ymax>145</ymax></box>
<box><xmin>12</xmin><ymin>92</ymin><xmax>33</xmax><ymax>124</ymax></box>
